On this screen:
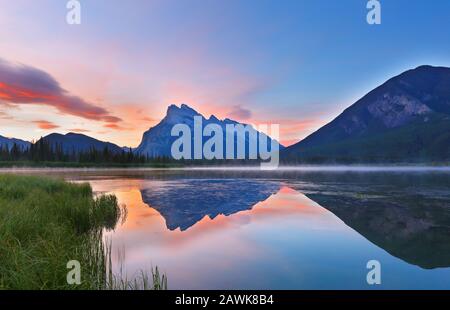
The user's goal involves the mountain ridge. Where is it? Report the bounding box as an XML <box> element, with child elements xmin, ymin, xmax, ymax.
<box><xmin>2</xmin><ymin>65</ymin><xmax>450</xmax><ymax>163</ymax></box>
<box><xmin>282</xmin><ymin>65</ymin><xmax>450</xmax><ymax>163</ymax></box>
<box><xmin>0</xmin><ymin>134</ymin><xmax>31</xmax><ymax>151</ymax></box>
<box><xmin>135</xmin><ymin>103</ymin><xmax>284</xmax><ymax>158</ymax></box>
<box><xmin>40</xmin><ymin>132</ymin><xmax>123</xmax><ymax>154</ymax></box>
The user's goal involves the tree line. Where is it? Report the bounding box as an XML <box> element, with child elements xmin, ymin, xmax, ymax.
<box><xmin>0</xmin><ymin>139</ymin><xmax>268</xmax><ymax>166</ymax></box>
<box><xmin>0</xmin><ymin>139</ymin><xmax>172</xmax><ymax>164</ymax></box>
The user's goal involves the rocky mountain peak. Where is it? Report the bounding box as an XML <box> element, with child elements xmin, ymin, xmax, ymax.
<box><xmin>136</xmin><ymin>104</ymin><xmax>283</xmax><ymax>158</ymax></box>
<box><xmin>165</xmin><ymin>104</ymin><xmax>201</xmax><ymax>124</ymax></box>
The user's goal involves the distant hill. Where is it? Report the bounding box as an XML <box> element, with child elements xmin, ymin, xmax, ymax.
<box><xmin>40</xmin><ymin>133</ymin><xmax>123</xmax><ymax>154</ymax></box>
<box><xmin>0</xmin><ymin>135</ymin><xmax>31</xmax><ymax>151</ymax></box>
<box><xmin>282</xmin><ymin>65</ymin><xmax>450</xmax><ymax>163</ymax></box>
<box><xmin>135</xmin><ymin>104</ymin><xmax>284</xmax><ymax>158</ymax></box>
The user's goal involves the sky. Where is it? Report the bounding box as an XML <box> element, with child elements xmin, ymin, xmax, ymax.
<box><xmin>0</xmin><ymin>0</ymin><xmax>449</xmax><ymax>147</ymax></box>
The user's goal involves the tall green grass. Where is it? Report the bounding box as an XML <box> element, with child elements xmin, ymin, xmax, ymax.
<box><xmin>0</xmin><ymin>174</ymin><xmax>166</xmax><ymax>290</ymax></box>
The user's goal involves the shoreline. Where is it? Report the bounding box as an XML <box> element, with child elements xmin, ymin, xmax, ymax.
<box><xmin>1</xmin><ymin>165</ymin><xmax>450</xmax><ymax>173</ymax></box>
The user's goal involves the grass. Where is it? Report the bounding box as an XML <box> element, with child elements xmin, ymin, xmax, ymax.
<box><xmin>107</xmin><ymin>264</ymin><xmax>168</xmax><ymax>290</ymax></box>
<box><xmin>0</xmin><ymin>174</ymin><xmax>166</xmax><ymax>290</ymax></box>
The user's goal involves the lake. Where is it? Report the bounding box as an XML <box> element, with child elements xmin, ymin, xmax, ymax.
<box><xmin>4</xmin><ymin>167</ymin><xmax>450</xmax><ymax>289</ymax></box>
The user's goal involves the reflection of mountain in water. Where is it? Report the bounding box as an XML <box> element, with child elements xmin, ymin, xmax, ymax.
<box><xmin>307</xmin><ymin>193</ymin><xmax>450</xmax><ymax>269</ymax></box>
<box><xmin>138</xmin><ymin>171</ymin><xmax>450</xmax><ymax>269</ymax></box>
<box><xmin>287</xmin><ymin>172</ymin><xmax>450</xmax><ymax>269</ymax></box>
<box><xmin>140</xmin><ymin>179</ymin><xmax>281</xmax><ymax>231</ymax></box>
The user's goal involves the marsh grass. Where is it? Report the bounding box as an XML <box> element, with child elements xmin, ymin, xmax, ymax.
<box><xmin>0</xmin><ymin>174</ymin><xmax>165</xmax><ymax>290</ymax></box>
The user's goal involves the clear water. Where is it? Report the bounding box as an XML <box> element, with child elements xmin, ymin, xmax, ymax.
<box><xmin>6</xmin><ymin>168</ymin><xmax>450</xmax><ymax>289</ymax></box>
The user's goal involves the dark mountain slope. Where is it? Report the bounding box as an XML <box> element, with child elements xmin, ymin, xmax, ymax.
<box><xmin>282</xmin><ymin>66</ymin><xmax>450</xmax><ymax>163</ymax></box>
<box><xmin>41</xmin><ymin>133</ymin><xmax>123</xmax><ymax>154</ymax></box>
<box><xmin>0</xmin><ymin>135</ymin><xmax>31</xmax><ymax>150</ymax></box>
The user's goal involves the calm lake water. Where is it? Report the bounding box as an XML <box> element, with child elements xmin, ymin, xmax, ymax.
<box><xmin>4</xmin><ymin>168</ymin><xmax>450</xmax><ymax>289</ymax></box>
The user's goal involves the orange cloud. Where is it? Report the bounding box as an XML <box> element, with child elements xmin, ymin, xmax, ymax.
<box><xmin>0</xmin><ymin>58</ymin><xmax>122</xmax><ymax>124</ymax></box>
<box><xmin>104</xmin><ymin>123</ymin><xmax>130</xmax><ymax>131</ymax></box>
<box><xmin>141</xmin><ymin>116</ymin><xmax>157</xmax><ymax>122</ymax></box>
<box><xmin>32</xmin><ymin>120</ymin><xmax>59</xmax><ymax>130</ymax></box>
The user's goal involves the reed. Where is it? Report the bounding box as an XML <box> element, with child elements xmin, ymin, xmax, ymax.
<box><xmin>0</xmin><ymin>174</ymin><xmax>166</xmax><ymax>290</ymax></box>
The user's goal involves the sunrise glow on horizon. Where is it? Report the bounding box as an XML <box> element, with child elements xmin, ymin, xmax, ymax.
<box><xmin>1</xmin><ymin>0</ymin><xmax>449</xmax><ymax>147</ymax></box>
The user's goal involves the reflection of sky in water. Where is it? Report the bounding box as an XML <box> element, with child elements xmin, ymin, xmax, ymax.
<box><xmin>82</xmin><ymin>177</ymin><xmax>450</xmax><ymax>289</ymax></box>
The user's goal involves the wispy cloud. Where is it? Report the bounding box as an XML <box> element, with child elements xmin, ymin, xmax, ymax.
<box><xmin>228</xmin><ymin>105</ymin><xmax>252</xmax><ymax>120</ymax></box>
<box><xmin>141</xmin><ymin>116</ymin><xmax>157</xmax><ymax>123</ymax></box>
<box><xmin>0</xmin><ymin>110</ymin><xmax>12</xmax><ymax>119</ymax></box>
<box><xmin>32</xmin><ymin>120</ymin><xmax>59</xmax><ymax>130</ymax></box>
<box><xmin>103</xmin><ymin>123</ymin><xmax>130</xmax><ymax>131</ymax></box>
<box><xmin>68</xmin><ymin>128</ymin><xmax>91</xmax><ymax>133</ymax></box>
<box><xmin>0</xmin><ymin>58</ymin><xmax>122</xmax><ymax>123</ymax></box>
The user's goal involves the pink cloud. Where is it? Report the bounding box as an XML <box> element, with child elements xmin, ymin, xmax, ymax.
<box><xmin>0</xmin><ymin>110</ymin><xmax>12</xmax><ymax>120</ymax></box>
<box><xmin>0</xmin><ymin>58</ymin><xmax>122</xmax><ymax>123</ymax></box>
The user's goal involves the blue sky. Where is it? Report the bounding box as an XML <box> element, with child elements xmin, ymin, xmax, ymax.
<box><xmin>0</xmin><ymin>0</ymin><xmax>449</xmax><ymax>146</ymax></box>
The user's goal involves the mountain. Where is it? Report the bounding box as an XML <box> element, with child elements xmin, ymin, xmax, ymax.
<box><xmin>40</xmin><ymin>133</ymin><xmax>123</xmax><ymax>154</ymax></box>
<box><xmin>135</xmin><ymin>104</ymin><xmax>284</xmax><ymax>158</ymax></box>
<box><xmin>0</xmin><ymin>135</ymin><xmax>31</xmax><ymax>150</ymax></box>
<box><xmin>282</xmin><ymin>65</ymin><xmax>450</xmax><ymax>163</ymax></box>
